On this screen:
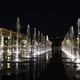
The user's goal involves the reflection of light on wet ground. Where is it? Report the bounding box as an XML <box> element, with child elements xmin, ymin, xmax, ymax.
<box><xmin>7</xmin><ymin>63</ymin><xmax>10</xmax><ymax>68</ymax></box>
<box><xmin>0</xmin><ymin>63</ymin><xmax>3</xmax><ymax>70</ymax></box>
<box><xmin>76</xmin><ymin>63</ymin><xmax>80</xmax><ymax>71</ymax></box>
<box><xmin>62</xmin><ymin>48</ymin><xmax>80</xmax><ymax>80</ymax></box>
<box><xmin>32</xmin><ymin>48</ymin><xmax>52</xmax><ymax>57</ymax></box>
<box><xmin>0</xmin><ymin>51</ymin><xmax>52</xmax><ymax>80</ymax></box>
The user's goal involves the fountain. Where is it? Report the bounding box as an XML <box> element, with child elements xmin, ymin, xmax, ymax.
<box><xmin>37</xmin><ymin>30</ymin><xmax>40</xmax><ymax>55</ymax></box>
<box><xmin>77</xmin><ymin>18</ymin><xmax>80</xmax><ymax>55</ymax></box>
<box><xmin>61</xmin><ymin>19</ymin><xmax>80</xmax><ymax>71</ymax></box>
<box><xmin>0</xmin><ymin>16</ymin><xmax>52</xmax><ymax>63</ymax></box>
<box><xmin>69</xmin><ymin>26</ymin><xmax>75</xmax><ymax>60</ymax></box>
<box><xmin>14</xmin><ymin>17</ymin><xmax>21</xmax><ymax>62</ymax></box>
<box><xmin>32</xmin><ymin>27</ymin><xmax>37</xmax><ymax>57</ymax></box>
<box><xmin>27</xmin><ymin>24</ymin><xmax>30</xmax><ymax>42</ymax></box>
<box><xmin>40</xmin><ymin>33</ymin><xmax>43</xmax><ymax>53</ymax></box>
<box><xmin>61</xmin><ymin>26</ymin><xmax>76</xmax><ymax>61</ymax></box>
<box><xmin>7</xmin><ymin>31</ymin><xmax>12</xmax><ymax>61</ymax></box>
<box><xmin>25</xmin><ymin>24</ymin><xmax>31</xmax><ymax>58</ymax></box>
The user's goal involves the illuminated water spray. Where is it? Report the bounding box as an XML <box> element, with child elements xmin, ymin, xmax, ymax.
<box><xmin>78</xmin><ymin>18</ymin><xmax>80</xmax><ymax>55</ymax></box>
<box><xmin>32</xmin><ymin>27</ymin><xmax>37</xmax><ymax>56</ymax></box>
<box><xmin>70</xmin><ymin>26</ymin><xmax>75</xmax><ymax>60</ymax></box>
<box><xmin>15</xmin><ymin>17</ymin><xmax>21</xmax><ymax>61</ymax></box>
<box><xmin>37</xmin><ymin>30</ymin><xmax>40</xmax><ymax>54</ymax></box>
<box><xmin>62</xmin><ymin>18</ymin><xmax>80</xmax><ymax>71</ymax></box>
<box><xmin>27</xmin><ymin>24</ymin><xmax>30</xmax><ymax>42</ymax></box>
<box><xmin>41</xmin><ymin>33</ymin><xmax>44</xmax><ymax>52</ymax></box>
<box><xmin>26</xmin><ymin>24</ymin><xmax>31</xmax><ymax>58</ymax></box>
<box><xmin>26</xmin><ymin>24</ymin><xmax>31</xmax><ymax>51</ymax></box>
<box><xmin>46</xmin><ymin>35</ymin><xmax>52</xmax><ymax>50</ymax></box>
<box><xmin>7</xmin><ymin>31</ymin><xmax>12</xmax><ymax>61</ymax></box>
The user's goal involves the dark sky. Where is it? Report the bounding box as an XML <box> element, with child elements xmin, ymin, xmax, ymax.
<box><xmin>0</xmin><ymin>1</ymin><xmax>80</xmax><ymax>40</ymax></box>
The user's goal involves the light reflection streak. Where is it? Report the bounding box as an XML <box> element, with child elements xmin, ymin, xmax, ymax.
<box><xmin>7</xmin><ymin>63</ymin><xmax>10</xmax><ymax>68</ymax></box>
<box><xmin>32</xmin><ymin>48</ymin><xmax>52</xmax><ymax>57</ymax></box>
<box><xmin>62</xmin><ymin>48</ymin><xmax>76</xmax><ymax>61</ymax></box>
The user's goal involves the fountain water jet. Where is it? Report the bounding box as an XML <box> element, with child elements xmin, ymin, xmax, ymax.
<box><xmin>7</xmin><ymin>31</ymin><xmax>12</xmax><ymax>61</ymax></box>
<box><xmin>14</xmin><ymin>17</ymin><xmax>21</xmax><ymax>61</ymax></box>
<box><xmin>25</xmin><ymin>24</ymin><xmax>32</xmax><ymax>58</ymax></box>
<box><xmin>32</xmin><ymin>27</ymin><xmax>37</xmax><ymax>57</ymax></box>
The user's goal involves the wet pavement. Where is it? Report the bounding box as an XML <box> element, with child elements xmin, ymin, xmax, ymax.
<box><xmin>38</xmin><ymin>50</ymin><xmax>80</xmax><ymax>80</ymax></box>
<box><xmin>38</xmin><ymin>51</ymin><xmax>69</xmax><ymax>80</ymax></box>
<box><xmin>0</xmin><ymin>50</ymin><xmax>80</xmax><ymax>80</ymax></box>
<box><xmin>62</xmin><ymin>51</ymin><xmax>80</xmax><ymax>80</ymax></box>
<box><xmin>0</xmin><ymin>51</ymin><xmax>52</xmax><ymax>80</ymax></box>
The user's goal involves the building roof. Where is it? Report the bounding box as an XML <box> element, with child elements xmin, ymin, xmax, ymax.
<box><xmin>0</xmin><ymin>28</ymin><xmax>26</xmax><ymax>38</ymax></box>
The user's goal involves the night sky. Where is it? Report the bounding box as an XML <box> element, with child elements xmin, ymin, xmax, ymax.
<box><xmin>0</xmin><ymin>1</ymin><xmax>80</xmax><ymax>42</ymax></box>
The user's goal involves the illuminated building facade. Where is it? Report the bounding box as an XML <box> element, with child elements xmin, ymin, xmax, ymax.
<box><xmin>0</xmin><ymin>28</ymin><xmax>28</xmax><ymax>61</ymax></box>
